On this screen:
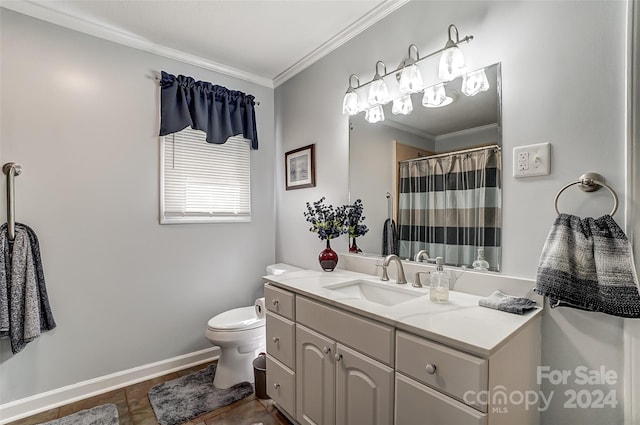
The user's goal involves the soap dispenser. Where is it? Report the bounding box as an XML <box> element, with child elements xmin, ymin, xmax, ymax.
<box><xmin>472</xmin><ymin>248</ymin><xmax>490</xmax><ymax>271</ymax></box>
<box><xmin>430</xmin><ymin>257</ymin><xmax>450</xmax><ymax>303</ymax></box>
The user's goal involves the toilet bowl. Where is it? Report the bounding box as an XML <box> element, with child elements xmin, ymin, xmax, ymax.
<box><xmin>206</xmin><ymin>306</ymin><xmax>265</xmax><ymax>388</ymax></box>
<box><xmin>205</xmin><ymin>263</ymin><xmax>301</xmax><ymax>389</ymax></box>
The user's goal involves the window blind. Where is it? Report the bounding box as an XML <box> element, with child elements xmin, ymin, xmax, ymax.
<box><xmin>161</xmin><ymin>128</ymin><xmax>251</xmax><ymax>223</ymax></box>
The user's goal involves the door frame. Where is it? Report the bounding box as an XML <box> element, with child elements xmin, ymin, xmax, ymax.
<box><xmin>624</xmin><ymin>1</ymin><xmax>639</xmax><ymax>423</ymax></box>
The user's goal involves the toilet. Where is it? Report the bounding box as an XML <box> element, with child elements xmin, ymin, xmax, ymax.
<box><xmin>205</xmin><ymin>263</ymin><xmax>301</xmax><ymax>389</ymax></box>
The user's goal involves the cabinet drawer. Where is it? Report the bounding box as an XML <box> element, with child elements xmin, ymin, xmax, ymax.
<box><xmin>266</xmin><ymin>312</ymin><xmax>295</xmax><ymax>369</ymax></box>
<box><xmin>296</xmin><ymin>296</ymin><xmax>394</xmax><ymax>366</ymax></box>
<box><xmin>395</xmin><ymin>373</ymin><xmax>487</xmax><ymax>425</ymax></box>
<box><xmin>265</xmin><ymin>285</ymin><xmax>295</xmax><ymax>320</ymax></box>
<box><xmin>396</xmin><ymin>330</ymin><xmax>488</xmax><ymax>411</ymax></box>
<box><xmin>267</xmin><ymin>355</ymin><xmax>295</xmax><ymax>418</ymax></box>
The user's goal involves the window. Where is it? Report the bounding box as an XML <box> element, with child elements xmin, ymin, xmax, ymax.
<box><xmin>160</xmin><ymin>128</ymin><xmax>251</xmax><ymax>223</ymax></box>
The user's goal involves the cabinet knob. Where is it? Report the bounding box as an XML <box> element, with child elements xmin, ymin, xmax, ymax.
<box><xmin>273</xmin><ymin>383</ymin><xmax>280</xmax><ymax>389</ymax></box>
<box><xmin>425</xmin><ymin>363</ymin><xmax>437</xmax><ymax>374</ymax></box>
<box><xmin>322</xmin><ymin>346</ymin><xmax>331</xmax><ymax>355</ymax></box>
<box><xmin>272</xmin><ymin>299</ymin><xmax>279</xmax><ymax>306</ymax></box>
<box><xmin>272</xmin><ymin>336</ymin><xmax>280</xmax><ymax>343</ymax></box>
<box><xmin>334</xmin><ymin>353</ymin><xmax>343</xmax><ymax>362</ymax></box>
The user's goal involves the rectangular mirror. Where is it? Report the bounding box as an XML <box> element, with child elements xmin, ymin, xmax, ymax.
<box><xmin>349</xmin><ymin>62</ymin><xmax>502</xmax><ymax>271</ymax></box>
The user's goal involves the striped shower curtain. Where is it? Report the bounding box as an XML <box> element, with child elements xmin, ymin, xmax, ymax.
<box><xmin>397</xmin><ymin>146</ymin><xmax>502</xmax><ymax>271</ymax></box>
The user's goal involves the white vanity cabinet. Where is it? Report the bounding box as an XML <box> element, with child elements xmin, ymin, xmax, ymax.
<box><xmin>394</xmin><ymin>321</ymin><xmax>542</xmax><ymax>425</ymax></box>
<box><xmin>264</xmin><ymin>275</ymin><xmax>541</xmax><ymax>425</ymax></box>
<box><xmin>295</xmin><ymin>297</ymin><xmax>395</xmax><ymax>425</ymax></box>
<box><xmin>265</xmin><ymin>285</ymin><xmax>297</xmax><ymax>417</ymax></box>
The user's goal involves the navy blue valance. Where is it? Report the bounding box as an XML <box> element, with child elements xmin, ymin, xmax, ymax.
<box><xmin>159</xmin><ymin>71</ymin><xmax>259</xmax><ymax>149</ymax></box>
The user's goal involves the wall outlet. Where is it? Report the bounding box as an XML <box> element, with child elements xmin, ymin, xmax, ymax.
<box><xmin>513</xmin><ymin>143</ymin><xmax>551</xmax><ymax>177</ymax></box>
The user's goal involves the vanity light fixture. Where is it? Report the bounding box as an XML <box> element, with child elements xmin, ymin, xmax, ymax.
<box><xmin>398</xmin><ymin>45</ymin><xmax>424</xmax><ymax>94</ymax></box>
<box><xmin>341</xmin><ymin>24</ymin><xmax>478</xmax><ymax>119</ymax></box>
<box><xmin>365</xmin><ymin>104</ymin><xmax>385</xmax><ymax>123</ymax></box>
<box><xmin>342</xmin><ymin>74</ymin><xmax>361</xmax><ymax>115</ymax></box>
<box><xmin>438</xmin><ymin>24</ymin><xmax>472</xmax><ymax>81</ymax></box>
<box><xmin>461</xmin><ymin>68</ymin><xmax>490</xmax><ymax>96</ymax></box>
<box><xmin>368</xmin><ymin>61</ymin><xmax>390</xmax><ymax>106</ymax></box>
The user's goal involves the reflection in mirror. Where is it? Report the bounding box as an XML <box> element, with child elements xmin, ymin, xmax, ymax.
<box><xmin>349</xmin><ymin>63</ymin><xmax>502</xmax><ymax>271</ymax></box>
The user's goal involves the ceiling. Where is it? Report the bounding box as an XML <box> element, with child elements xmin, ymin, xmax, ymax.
<box><xmin>1</xmin><ymin>0</ymin><xmax>407</xmax><ymax>87</ymax></box>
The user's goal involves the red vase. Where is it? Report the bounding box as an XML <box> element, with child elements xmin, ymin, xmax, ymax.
<box><xmin>349</xmin><ymin>237</ymin><xmax>362</xmax><ymax>253</ymax></box>
<box><xmin>319</xmin><ymin>240</ymin><xmax>338</xmax><ymax>272</ymax></box>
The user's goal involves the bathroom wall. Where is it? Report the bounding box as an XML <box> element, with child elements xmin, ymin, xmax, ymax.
<box><xmin>349</xmin><ymin>118</ymin><xmax>434</xmax><ymax>255</ymax></box>
<box><xmin>275</xmin><ymin>1</ymin><xmax>627</xmax><ymax>424</ymax></box>
<box><xmin>0</xmin><ymin>10</ymin><xmax>275</xmax><ymax>403</ymax></box>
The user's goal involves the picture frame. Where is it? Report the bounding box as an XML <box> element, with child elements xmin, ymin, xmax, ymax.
<box><xmin>285</xmin><ymin>144</ymin><xmax>315</xmax><ymax>190</ymax></box>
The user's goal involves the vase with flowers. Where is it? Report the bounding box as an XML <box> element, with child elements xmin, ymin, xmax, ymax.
<box><xmin>304</xmin><ymin>197</ymin><xmax>347</xmax><ymax>271</ymax></box>
<box><xmin>345</xmin><ymin>199</ymin><xmax>369</xmax><ymax>253</ymax></box>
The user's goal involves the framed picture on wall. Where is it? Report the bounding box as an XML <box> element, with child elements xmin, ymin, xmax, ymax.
<box><xmin>285</xmin><ymin>144</ymin><xmax>315</xmax><ymax>190</ymax></box>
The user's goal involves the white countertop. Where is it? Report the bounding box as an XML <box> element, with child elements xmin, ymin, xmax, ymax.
<box><xmin>264</xmin><ymin>269</ymin><xmax>542</xmax><ymax>357</ymax></box>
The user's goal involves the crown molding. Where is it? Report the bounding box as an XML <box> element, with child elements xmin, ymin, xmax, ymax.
<box><xmin>0</xmin><ymin>0</ymin><xmax>274</xmax><ymax>88</ymax></box>
<box><xmin>273</xmin><ymin>0</ymin><xmax>410</xmax><ymax>87</ymax></box>
<box><xmin>436</xmin><ymin>123</ymin><xmax>500</xmax><ymax>142</ymax></box>
<box><xmin>2</xmin><ymin>0</ymin><xmax>409</xmax><ymax>90</ymax></box>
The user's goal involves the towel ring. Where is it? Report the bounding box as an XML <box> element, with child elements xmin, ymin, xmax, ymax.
<box><xmin>554</xmin><ymin>172</ymin><xmax>618</xmax><ymax>216</ymax></box>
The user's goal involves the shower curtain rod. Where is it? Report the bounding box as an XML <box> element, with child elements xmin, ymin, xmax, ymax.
<box><xmin>399</xmin><ymin>144</ymin><xmax>501</xmax><ymax>164</ymax></box>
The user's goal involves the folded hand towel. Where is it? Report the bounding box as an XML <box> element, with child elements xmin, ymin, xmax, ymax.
<box><xmin>478</xmin><ymin>290</ymin><xmax>537</xmax><ymax>314</ymax></box>
<box><xmin>535</xmin><ymin>214</ymin><xmax>640</xmax><ymax>318</ymax></box>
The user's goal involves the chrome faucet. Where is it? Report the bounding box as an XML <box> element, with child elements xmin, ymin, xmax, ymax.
<box><xmin>413</xmin><ymin>271</ymin><xmax>431</xmax><ymax>288</ymax></box>
<box><xmin>381</xmin><ymin>254</ymin><xmax>407</xmax><ymax>284</ymax></box>
<box><xmin>414</xmin><ymin>249</ymin><xmax>430</xmax><ymax>263</ymax></box>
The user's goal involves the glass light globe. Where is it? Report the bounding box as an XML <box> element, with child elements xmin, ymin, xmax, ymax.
<box><xmin>438</xmin><ymin>45</ymin><xmax>465</xmax><ymax>81</ymax></box>
<box><xmin>392</xmin><ymin>95</ymin><xmax>413</xmax><ymax>115</ymax></box>
<box><xmin>365</xmin><ymin>105</ymin><xmax>385</xmax><ymax>123</ymax></box>
<box><xmin>342</xmin><ymin>91</ymin><xmax>359</xmax><ymax>115</ymax></box>
<box><xmin>368</xmin><ymin>77</ymin><xmax>390</xmax><ymax>105</ymax></box>
<box><xmin>461</xmin><ymin>69</ymin><xmax>490</xmax><ymax>96</ymax></box>
<box><xmin>399</xmin><ymin>64</ymin><xmax>424</xmax><ymax>94</ymax></box>
<box><xmin>422</xmin><ymin>83</ymin><xmax>447</xmax><ymax>107</ymax></box>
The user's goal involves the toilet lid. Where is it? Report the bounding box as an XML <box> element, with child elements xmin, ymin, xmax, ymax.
<box><xmin>207</xmin><ymin>306</ymin><xmax>264</xmax><ymax>331</ymax></box>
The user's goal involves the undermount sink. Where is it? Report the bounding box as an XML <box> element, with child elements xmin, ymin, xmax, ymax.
<box><xmin>324</xmin><ymin>279</ymin><xmax>425</xmax><ymax>306</ymax></box>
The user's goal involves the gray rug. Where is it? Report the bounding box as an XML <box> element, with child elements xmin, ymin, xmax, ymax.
<box><xmin>39</xmin><ymin>404</ymin><xmax>118</xmax><ymax>425</ymax></box>
<box><xmin>148</xmin><ymin>364</ymin><xmax>254</xmax><ymax>425</ymax></box>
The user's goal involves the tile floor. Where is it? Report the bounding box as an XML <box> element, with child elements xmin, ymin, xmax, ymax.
<box><xmin>7</xmin><ymin>362</ymin><xmax>293</xmax><ymax>425</ymax></box>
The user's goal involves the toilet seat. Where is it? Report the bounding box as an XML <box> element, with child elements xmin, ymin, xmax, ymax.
<box><xmin>207</xmin><ymin>306</ymin><xmax>264</xmax><ymax>332</ymax></box>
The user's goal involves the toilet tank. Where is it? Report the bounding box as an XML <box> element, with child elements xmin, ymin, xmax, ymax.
<box><xmin>266</xmin><ymin>263</ymin><xmax>302</xmax><ymax>275</ymax></box>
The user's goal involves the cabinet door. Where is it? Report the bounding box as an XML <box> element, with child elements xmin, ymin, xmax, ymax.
<box><xmin>296</xmin><ymin>324</ymin><xmax>336</xmax><ymax>425</ymax></box>
<box><xmin>395</xmin><ymin>373</ymin><xmax>487</xmax><ymax>425</ymax></box>
<box><xmin>266</xmin><ymin>355</ymin><xmax>296</xmax><ymax>418</ymax></box>
<box><xmin>335</xmin><ymin>343</ymin><xmax>394</xmax><ymax>425</ymax></box>
<box><xmin>266</xmin><ymin>311</ymin><xmax>296</xmax><ymax>369</ymax></box>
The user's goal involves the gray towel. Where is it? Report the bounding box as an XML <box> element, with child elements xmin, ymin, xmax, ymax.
<box><xmin>382</xmin><ymin>218</ymin><xmax>398</xmax><ymax>256</ymax></box>
<box><xmin>535</xmin><ymin>214</ymin><xmax>640</xmax><ymax>318</ymax></box>
<box><xmin>0</xmin><ymin>223</ymin><xmax>56</xmax><ymax>354</ymax></box>
<box><xmin>479</xmin><ymin>290</ymin><xmax>537</xmax><ymax>314</ymax></box>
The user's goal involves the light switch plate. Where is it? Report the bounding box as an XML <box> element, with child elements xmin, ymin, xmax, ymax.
<box><xmin>513</xmin><ymin>143</ymin><xmax>551</xmax><ymax>177</ymax></box>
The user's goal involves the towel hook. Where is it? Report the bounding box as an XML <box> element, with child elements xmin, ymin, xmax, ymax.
<box><xmin>386</xmin><ymin>192</ymin><xmax>393</xmax><ymax>220</ymax></box>
<box><xmin>3</xmin><ymin>162</ymin><xmax>22</xmax><ymax>241</ymax></box>
<box><xmin>553</xmin><ymin>172</ymin><xmax>618</xmax><ymax>216</ymax></box>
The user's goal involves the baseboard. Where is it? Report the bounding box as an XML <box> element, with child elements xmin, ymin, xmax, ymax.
<box><xmin>0</xmin><ymin>347</ymin><xmax>220</xmax><ymax>424</ymax></box>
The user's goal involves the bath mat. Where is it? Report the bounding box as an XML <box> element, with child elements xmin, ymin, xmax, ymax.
<box><xmin>39</xmin><ymin>404</ymin><xmax>118</xmax><ymax>425</ymax></box>
<box><xmin>148</xmin><ymin>364</ymin><xmax>253</xmax><ymax>425</ymax></box>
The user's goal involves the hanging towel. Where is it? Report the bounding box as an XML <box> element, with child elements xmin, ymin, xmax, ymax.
<box><xmin>0</xmin><ymin>223</ymin><xmax>56</xmax><ymax>354</ymax></box>
<box><xmin>382</xmin><ymin>218</ymin><xmax>398</xmax><ymax>256</ymax></box>
<box><xmin>535</xmin><ymin>214</ymin><xmax>640</xmax><ymax>318</ymax></box>
<box><xmin>479</xmin><ymin>290</ymin><xmax>537</xmax><ymax>315</ymax></box>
